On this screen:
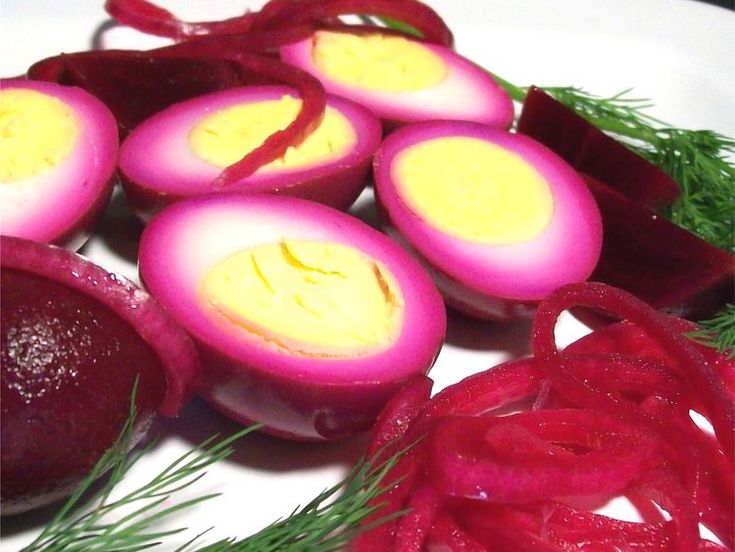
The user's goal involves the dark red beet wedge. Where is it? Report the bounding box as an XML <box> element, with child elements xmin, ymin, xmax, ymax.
<box><xmin>29</xmin><ymin>51</ymin><xmax>251</xmax><ymax>137</ymax></box>
<box><xmin>517</xmin><ymin>86</ymin><xmax>680</xmax><ymax>211</ymax></box>
<box><xmin>583</xmin><ymin>175</ymin><xmax>734</xmax><ymax>323</ymax></box>
<box><xmin>0</xmin><ymin>236</ymin><xmax>200</xmax><ymax>515</ymax></box>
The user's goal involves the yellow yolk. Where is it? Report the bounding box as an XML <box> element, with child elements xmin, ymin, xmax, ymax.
<box><xmin>311</xmin><ymin>31</ymin><xmax>447</xmax><ymax>92</ymax></box>
<box><xmin>188</xmin><ymin>95</ymin><xmax>355</xmax><ymax>171</ymax></box>
<box><xmin>0</xmin><ymin>88</ymin><xmax>80</xmax><ymax>183</ymax></box>
<box><xmin>199</xmin><ymin>240</ymin><xmax>404</xmax><ymax>357</ymax></box>
<box><xmin>394</xmin><ymin>137</ymin><xmax>554</xmax><ymax>244</ymax></box>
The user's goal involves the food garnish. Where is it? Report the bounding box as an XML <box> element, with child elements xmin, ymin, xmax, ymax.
<box><xmin>353</xmin><ymin>282</ymin><xmax>734</xmax><ymax>550</ymax></box>
<box><xmin>19</xmin><ymin>400</ymin><xmax>408</xmax><ymax>552</ymax></box>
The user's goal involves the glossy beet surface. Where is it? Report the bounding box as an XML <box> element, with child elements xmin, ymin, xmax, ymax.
<box><xmin>517</xmin><ymin>87</ymin><xmax>680</xmax><ymax>210</ymax></box>
<box><xmin>139</xmin><ymin>193</ymin><xmax>446</xmax><ymax>440</ymax></box>
<box><xmin>1</xmin><ymin>269</ymin><xmax>165</xmax><ymax>515</ymax></box>
<box><xmin>0</xmin><ymin>237</ymin><xmax>200</xmax><ymax>515</ymax></box>
<box><xmin>582</xmin><ymin>176</ymin><xmax>734</xmax><ymax>322</ymax></box>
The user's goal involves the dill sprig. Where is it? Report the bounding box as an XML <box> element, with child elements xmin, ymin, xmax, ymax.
<box><xmin>193</xmin><ymin>446</ymin><xmax>407</xmax><ymax>552</ymax></box>
<box><xmin>688</xmin><ymin>303</ymin><xmax>735</xmax><ymax>356</ymax></box>
<box><xmin>22</xmin><ymin>394</ymin><xmax>259</xmax><ymax>552</ymax></box>
<box><xmin>21</xmin><ymin>390</ymin><xmax>406</xmax><ymax>552</ymax></box>
<box><xmin>540</xmin><ymin>86</ymin><xmax>735</xmax><ymax>252</ymax></box>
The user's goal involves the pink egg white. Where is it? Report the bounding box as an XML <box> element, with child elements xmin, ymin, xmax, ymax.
<box><xmin>119</xmin><ymin>85</ymin><xmax>382</xmax><ymax>221</ymax></box>
<box><xmin>138</xmin><ymin>193</ymin><xmax>447</xmax><ymax>440</ymax></box>
<box><xmin>0</xmin><ymin>79</ymin><xmax>118</xmax><ymax>250</ymax></box>
<box><xmin>280</xmin><ymin>29</ymin><xmax>514</xmax><ymax>130</ymax></box>
<box><xmin>373</xmin><ymin>120</ymin><xmax>603</xmax><ymax>321</ymax></box>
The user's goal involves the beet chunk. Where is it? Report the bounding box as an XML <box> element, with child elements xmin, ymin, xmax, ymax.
<box><xmin>1</xmin><ymin>268</ymin><xmax>166</xmax><ymax>515</ymax></box>
<box><xmin>583</xmin><ymin>175</ymin><xmax>734</xmax><ymax>322</ymax></box>
<box><xmin>517</xmin><ymin>86</ymin><xmax>680</xmax><ymax>211</ymax></box>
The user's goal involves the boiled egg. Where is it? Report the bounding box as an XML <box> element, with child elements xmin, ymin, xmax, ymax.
<box><xmin>373</xmin><ymin>120</ymin><xmax>603</xmax><ymax>320</ymax></box>
<box><xmin>0</xmin><ymin>79</ymin><xmax>118</xmax><ymax>250</ymax></box>
<box><xmin>280</xmin><ymin>29</ymin><xmax>514</xmax><ymax>129</ymax></box>
<box><xmin>119</xmin><ymin>85</ymin><xmax>382</xmax><ymax>220</ymax></box>
<box><xmin>138</xmin><ymin>193</ymin><xmax>446</xmax><ymax>440</ymax></box>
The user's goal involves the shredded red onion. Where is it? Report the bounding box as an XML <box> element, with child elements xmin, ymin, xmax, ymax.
<box><xmin>104</xmin><ymin>0</ymin><xmax>256</xmax><ymax>39</ymax></box>
<box><xmin>357</xmin><ymin>282</ymin><xmax>733</xmax><ymax>551</ymax></box>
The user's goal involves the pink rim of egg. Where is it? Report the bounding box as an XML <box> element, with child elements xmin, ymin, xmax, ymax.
<box><xmin>119</xmin><ymin>85</ymin><xmax>382</xmax><ymax>220</ymax></box>
<box><xmin>373</xmin><ymin>121</ymin><xmax>603</xmax><ymax>320</ymax></box>
<box><xmin>138</xmin><ymin>193</ymin><xmax>447</xmax><ymax>440</ymax></box>
<box><xmin>279</xmin><ymin>31</ymin><xmax>514</xmax><ymax>129</ymax></box>
<box><xmin>0</xmin><ymin>80</ymin><xmax>118</xmax><ymax>250</ymax></box>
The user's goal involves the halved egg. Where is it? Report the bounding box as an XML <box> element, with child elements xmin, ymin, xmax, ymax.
<box><xmin>373</xmin><ymin>121</ymin><xmax>603</xmax><ymax>321</ymax></box>
<box><xmin>138</xmin><ymin>193</ymin><xmax>447</xmax><ymax>440</ymax></box>
<box><xmin>0</xmin><ymin>80</ymin><xmax>118</xmax><ymax>250</ymax></box>
<box><xmin>279</xmin><ymin>29</ymin><xmax>514</xmax><ymax>129</ymax></box>
<box><xmin>1</xmin><ymin>236</ymin><xmax>199</xmax><ymax>514</ymax></box>
<box><xmin>119</xmin><ymin>85</ymin><xmax>382</xmax><ymax>220</ymax></box>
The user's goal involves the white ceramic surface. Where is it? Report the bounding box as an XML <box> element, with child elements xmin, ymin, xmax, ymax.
<box><xmin>1</xmin><ymin>0</ymin><xmax>733</xmax><ymax>549</ymax></box>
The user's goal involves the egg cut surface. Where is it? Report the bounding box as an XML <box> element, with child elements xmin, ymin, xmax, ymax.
<box><xmin>280</xmin><ymin>30</ymin><xmax>514</xmax><ymax>128</ymax></box>
<box><xmin>0</xmin><ymin>80</ymin><xmax>118</xmax><ymax>249</ymax></box>
<box><xmin>138</xmin><ymin>193</ymin><xmax>446</xmax><ymax>440</ymax></box>
<box><xmin>374</xmin><ymin>121</ymin><xmax>603</xmax><ymax>321</ymax></box>
<box><xmin>119</xmin><ymin>85</ymin><xmax>382</xmax><ymax>220</ymax></box>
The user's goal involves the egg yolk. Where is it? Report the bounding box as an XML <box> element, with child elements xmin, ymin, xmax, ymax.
<box><xmin>188</xmin><ymin>95</ymin><xmax>355</xmax><ymax>171</ymax></box>
<box><xmin>311</xmin><ymin>31</ymin><xmax>447</xmax><ymax>92</ymax></box>
<box><xmin>393</xmin><ymin>137</ymin><xmax>554</xmax><ymax>244</ymax></box>
<box><xmin>199</xmin><ymin>240</ymin><xmax>404</xmax><ymax>357</ymax></box>
<box><xmin>0</xmin><ymin>89</ymin><xmax>80</xmax><ymax>183</ymax></box>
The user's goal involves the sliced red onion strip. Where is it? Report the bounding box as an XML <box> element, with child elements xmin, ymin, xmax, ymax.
<box><xmin>532</xmin><ymin>282</ymin><xmax>734</xmax><ymax>459</ymax></box>
<box><xmin>429</xmin><ymin>410</ymin><xmax>659</xmax><ymax>504</ymax></box>
<box><xmin>393</xmin><ymin>484</ymin><xmax>442</xmax><ymax>552</ymax></box>
<box><xmin>453</xmin><ymin>502</ymin><xmax>562</xmax><ymax>552</ymax></box>
<box><xmin>105</xmin><ymin>0</ymin><xmax>256</xmax><ymax>39</ymax></box>
<box><xmin>365</xmin><ymin>374</ymin><xmax>433</xmax><ymax>459</ymax></box>
<box><xmin>425</xmin><ymin>510</ymin><xmax>487</xmax><ymax>552</ymax></box>
<box><xmin>249</xmin><ymin>0</ymin><xmax>453</xmax><ymax>46</ymax></box>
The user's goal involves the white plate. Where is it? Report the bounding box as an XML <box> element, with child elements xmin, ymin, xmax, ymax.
<box><xmin>1</xmin><ymin>1</ymin><xmax>733</xmax><ymax>549</ymax></box>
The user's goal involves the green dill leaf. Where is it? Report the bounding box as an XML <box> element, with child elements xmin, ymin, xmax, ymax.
<box><xmin>23</xmin><ymin>383</ymin><xmax>412</xmax><ymax>552</ymax></box>
<box><xmin>689</xmin><ymin>304</ymin><xmax>735</xmax><ymax>356</ymax></box>
<box><xmin>21</xmin><ymin>384</ymin><xmax>260</xmax><ymax>552</ymax></box>
<box><xmin>529</xmin><ymin>86</ymin><xmax>735</xmax><ymax>253</ymax></box>
<box><xmin>190</xmin><ymin>443</ymin><xmax>411</xmax><ymax>552</ymax></box>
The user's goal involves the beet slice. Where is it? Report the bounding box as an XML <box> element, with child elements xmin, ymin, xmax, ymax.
<box><xmin>0</xmin><ymin>236</ymin><xmax>200</xmax><ymax>515</ymax></box>
<box><xmin>29</xmin><ymin>51</ymin><xmax>250</xmax><ymax>137</ymax></box>
<box><xmin>583</xmin><ymin>175</ymin><xmax>734</xmax><ymax>322</ymax></box>
<box><xmin>517</xmin><ymin>86</ymin><xmax>680</xmax><ymax>211</ymax></box>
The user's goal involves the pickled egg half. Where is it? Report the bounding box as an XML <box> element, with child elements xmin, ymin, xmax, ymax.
<box><xmin>373</xmin><ymin>121</ymin><xmax>603</xmax><ymax>320</ymax></box>
<box><xmin>280</xmin><ymin>30</ymin><xmax>514</xmax><ymax>129</ymax></box>
<box><xmin>138</xmin><ymin>193</ymin><xmax>446</xmax><ymax>440</ymax></box>
<box><xmin>119</xmin><ymin>85</ymin><xmax>382</xmax><ymax>220</ymax></box>
<box><xmin>0</xmin><ymin>80</ymin><xmax>118</xmax><ymax>250</ymax></box>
